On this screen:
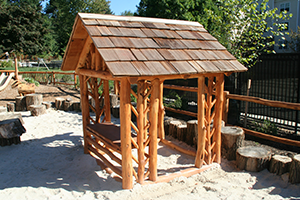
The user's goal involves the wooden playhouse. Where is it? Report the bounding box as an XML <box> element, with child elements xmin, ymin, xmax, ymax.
<box><xmin>61</xmin><ymin>13</ymin><xmax>247</xmax><ymax>189</ymax></box>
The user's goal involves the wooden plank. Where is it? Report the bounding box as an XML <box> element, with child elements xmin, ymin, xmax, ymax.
<box><xmin>118</xmin><ymin>27</ymin><xmax>135</xmax><ymax>37</ymax></box>
<box><xmin>185</xmin><ymin>50</ymin><xmax>206</xmax><ymax>60</ymax></box>
<box><xmin>188</xmin><ymin>61</ymin><xmax>205</xmax><ymax>73</ymax></box>
<box><xmin>152</xmin><ymin>22</ymin><xmax>170</xmax><ymax>29</ymax></box>
<box><xmin>140</xmin><ymin>49</ymin><xmax>164</xmax><ymax>61</ymax></box>
<box><xmin>213</xmin><ymin>51</ymin><xmax>232</xmax><ymax>60</ymax></box>
<box><xmin>131</xmin><ymin>62</ymin><xmax>153</xmax><ymax>76</ymax></box>
<box><xmin>76</xmin><ymin>68</ymin><xmax>118</xmax><ymax>80</ymax></box>
<box><xmin>129</xmin><ymin>38</ymin><xmax>148</xmax><ymax>48</ymax></box>
<box><xmin>207</xmin><ymin>51</ymin><xmax>220</xmax><ymax>59</ymax></box>
<box><xmin>97</xmin><ymin>26</ymin><xmax>113</xmax><ymax>36</ymax></box>
<box><xmin>142</xmin><ymin>38</ymin><xmax>160</xmax><ymax>48</ymax></box>
<box><xmin>181</xmin><ymin>40</ymin><xmax>202</xmax><ymax>49</ymax></box>
<box><xmin>107</xmin><ymin>27</ymin><xmax>123</xmax><ymax>36</ymax></box>
<box><xmin>158</xmin><ymin>49</ymin><xmax>191</xmax><ymax>60</ymax></box>
<box><xmin>98</xmin><ymin>49</ymin><xmax>119</xmax><ymax>61</ymax></box>
<box><xmin>152</xmin><ymin>29</ymin><xmax>168</xmax><ymax>38</ymax></box>
<box><xmin>198</xmin><ymin>41</ymin><xmax>215</xmax><ymax>50</ymax></box>
<box><xmin>142</xmin><ymin>22</ymin><xmax>156</xmax><ymax>29</ymax></box>
<box><xmin>104</xmin><ymin>80</ymin><xmax>111</xmax><ymax>122</ymax></box>
<box><xmin>141</xmin><ymin>28</ymin><xmax>157</xmax><ymax>37</ymax></box>
<box><xmin>170</xmin><ymin>61</ymin><xmax>197</xmax><ymax>74</ymax></box>
<box><xmin>127</xmin><ymin>21</ymin><xmax>145</xmax><ymax>28</ymax></box>
<box><xmin>229</xmin><ymin>60</ymin><xmax>247</xmax><ymax>71</ymax></box>
<box><xmin>106</xmin><ymin>62</ymin><xmax>140</xmax><ymax>76</ymax></box>
<box><xmin>92</xmin><ymin>37</ymin><xmax>115</xmax><ymax>48</ymax></box>
<box><xmin>131</xmin><ymin>29</ymin><xmax>147</xmax><ymax>37</ymax></box>
<box><xmin>213</xmin><ymin>61</ymin><xmax>236</xmax><ymax>72</ymax></box>
<box><xmin>131</xmin><ymin>49</ymin><xmax>148</xmax><ymax>61</ymax></box>
<box><xmin>163</xmin><ymin>30</ymin><xmax>182</xmax><ymax>39</ymax></box>
<box><xmin>155</xmin><ymin>38</ymin><xmax>187</xmax><ymax>49</ymax></box>
<box><xmin>86</xmin><ymin>26</ymin><xmax>101</xmax><ymax>36</ymax></box>
<box><xmin>149</xmin><ymin>79</ymin><xmax>160</xmax><ymax>181</ymax></box>
<box><xmin>120</xmin><ymin>78</ymin><xmax>133</xmax><ymax>189</ymax></box>
<box><xmin>82</xmin><ymin>19</ymin><xmax>99</xmax><ymax>25</ymax></box>
<box><xmin>201</xmin><ymin>51</ymin><xmax>217</xmax><ymax>60</ymax></box>
<box><xmin>158</xmin><ymin>80</ymin><xmax>165</xmax><ymax>139</ymax></box>
<box><xmin>144</xmin><ymin>61</ymin><xmax>175</xmax><ymax>75</ymax></box>
<box><xmin>198</xmin><ymin>32</ymin><xmax>217</xmax><ymax>41</ymax></box>
<box><xmin>196</xmin><ymin>61</ymin><xmax>220</xmax><ymax>72</ymax></box>
<box><xmin>161</xmin><ymin>139</ymin><xmax>196</xmax><ymax>157</ymax></box>
<box><xmin>164</xmin><ymin>107</ymin><xmax>197</xmax><ymax>117</ymax></box>
<box><xmin>207</xmin><ymin>41</ymin><xmax>227</xmax><ymax>50</ymax></box>
<box><xmin>76</xmin><ymin>37</ymin><xmax>93</xmax><ymax>69</ymax></box>
<box><xmin>176</xmin><ymin>31</ymin><xmax>199</xmax><ymax>39</ymax></box>
<box><xmin>110</xmin><ymin>37</ymin><xmax>135</xmax><ymax>48</ymax></box>
<box><xmin>115</xmin><ymin>49</ymin><xmax>137</xmax><ymax>61</ymax></box>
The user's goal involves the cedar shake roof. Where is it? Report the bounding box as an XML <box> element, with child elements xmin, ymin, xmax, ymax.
<box><xmin>61</xmin><ymin>13</ymin><xmax>247</xmax><ymax>76</ymax></box>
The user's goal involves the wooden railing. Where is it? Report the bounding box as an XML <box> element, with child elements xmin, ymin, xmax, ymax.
<box><xmin>163</xmin><ymin>84</ymin><xmax>300</xmax><ymax>147</ymax></box>
<box><xmin>0</xmin><ymin>70</ymin><xmax>77</xmax><ymax>88</ymax></box>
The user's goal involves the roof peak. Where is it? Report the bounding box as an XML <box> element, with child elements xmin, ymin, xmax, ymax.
<box><xmin>78</xmin><ymin>13</ymin><xmax>203</xmax><ymax>27</ymax></box>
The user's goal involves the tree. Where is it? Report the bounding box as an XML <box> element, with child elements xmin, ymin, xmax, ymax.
<box><xmin>288</xmin><ymin>27</ymin><xmax>300</xmax><ymax>52</ymax></box>
<box><xmin>121</xmin><ymin>10</ymin><xmax>134</xmax><ymax>16</ymax></box>
<box><xmin>0</xmin><ymin>0</ymin><xmax>48</xmax><ymax>56</ymax></box>
<box><xmin>45</xmin><ymin>0</ymin><xmax>112</xmax><ymax>56</ymax></box>
<box><xmin>136</xmin><ymin>0</ymin><xmax>291</xmax><ymax>67</ymax></box>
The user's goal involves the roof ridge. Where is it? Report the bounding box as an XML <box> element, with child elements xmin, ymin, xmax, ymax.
<box><xmin>78</xmin><ymin>13</ymin><xmax>203</xmax><ymax>27</ymax></box>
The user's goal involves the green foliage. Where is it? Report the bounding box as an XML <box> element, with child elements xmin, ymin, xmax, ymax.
<box><xmin>61</xmin><ymin>74</ymin><xmax>72</xmax><ymax>83</ymax></box>
<box><xmin>288</xmin><ymin>26</ymin><xmax>300</xmax><ymax>52</ymax></box>
<box><xmin>0</xmin><ymin>60</ymin><xmax>13</xmax><ymax>68</ymax></box>
<box><xmin>24</xmin><ymin>77</ymin><xmax>40</xmax><ymax>86</ymax></box>
<box><xmin>121</xmin><ymin>10</ymin><xmax>134</xmax><ymax>16</ymax></box>
<box><xmin>0</xmin><ymin>0</ymin><xmax>48</xmax><ymax>56</ymax></box>
<box><xmin>163</xmin><ymin>90</ymin><xmax>182</xmax><ymax>109</ymax></box>
<box><xmin>252</xmin><ymin>119</ymin><xmax>278</xmax><ymax>135</ymax></box>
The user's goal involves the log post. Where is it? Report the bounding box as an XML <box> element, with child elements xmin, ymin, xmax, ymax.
<box><xmin>222</xmin><ymin>91</ymin><xmax>230</xmax><ymax>124</ymax></box>
<box><xmin>53</xmin><ymin>72</ymin><xmax>56</xmax><ymax>86</ymax></box>
<box><xmin>236</xmin><ymin>146</ymin><xmax>271</xmax><ymax>172</ymax></box>
<box><xmin>186</xmin><ymin>120</ymin><xmax>197</xmax><ymax>145</ymax></box>
<box><xmin>55</xmin><ymin>97</ymin><xmax>65</xmax><ymax>110</ymax></box>
<box><xmin>149</xmin><ymin>78</ymin><xmax>160</xmax><ymax>182</ymax></box>
<box><xmin>79</xmin><ymin>75</ymin><xmax>90</xmax><ymax>154</ymax></box>
<box><xmin>158</xmin><ymin>80</ymin><xmax>165</xmax><ymax>139</ymax></box>
<box><xmin>15</xmin><ymin>96</ymin><xmax>26</xmax><ymax>111</ymax></box>
<box><xmin>268</xmin><ymin>155</ymin><xmax>292</xmax><ymax>175</ymax></box>
<box><xmin>93</xmin><ymin>78</ymin><xmax>101</xmax><ymax>123</ymax></box>
<box><xmin>169</xmin><ymin>120</ymin><xmax>182</xmax><ymax>139</ymax></box>
<box><xmin>63</xmin><ymin>98</ymin><xmax>73</xmax><ymax>111</ymax></box>
<box><xmin>177</xmin><ymin>124</ymin><xmax>187</xmax><ymax>141</ymax></box>
<box><xmin>14</xmin><ymin>57</ymin><xmax>19</xmax><ymax>81</ymax></box>
<box><xmin>7</xmin><ymin>102</ymin><xmax>15</xmax><ymax>112</ymax></box>
<box><xmin>120</xmin><ymin>78</ymin><xmax>133</xmax><ymax>189</ymax></box>
<box><xmin>195</xmin><ymin>76</ymin><xmax>206</xmax><ymax>168</ymax></box>
<box><xmin>137</xmin><ymin>80</ymin><xmax>145</xmax><ymax>184</ymax></box>
<box><xmin>164</xmin><ymin>117</ymin><xmax>173</xmax><ymax>136</ymax></box>
<box><xmin>104</xmin><ymin>80</ymin><xmax>111</xmax><ymax>122</ymax></box>
<box><xmin>221</xmin><ymin>126</ymin><xmax>244</xmax><ymax>161</ymax></box>
<box><xmin>74</xmin><ymin>74</ymin><xmax>77</xmax><ymax>89</ymax></box>
<box><xmin>213</xmin><ymin>74</ymin><xmax>224</xmax><ymax>164</ymax></box>
<box><xmin>29</xmin><ymin>105</ymin><xmax>46</xmax><ymax>116</ymax></box>
<box><xmin>289</xmin><ymin>154</ymin><xmax>300</xmax><ymax>184</ymax></box>
<box><xmin>25</xmin><ymin>94</ymin><xmax>43</xmax><ymax>110</ymax></box>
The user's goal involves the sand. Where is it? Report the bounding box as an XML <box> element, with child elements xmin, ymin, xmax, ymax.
<box><xmin>0</xmin><ymin>109</ymin><xmax>299</xmax><ymax>200</ymax></box>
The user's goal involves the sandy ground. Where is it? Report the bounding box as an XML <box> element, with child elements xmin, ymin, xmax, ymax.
<box><xmin>0</xmin><ymin>109</ymin><xmax>300</xmax><ymax>200</ymax></box>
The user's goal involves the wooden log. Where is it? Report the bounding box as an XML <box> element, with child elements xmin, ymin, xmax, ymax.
<box><xmin>120</xmin><ymin>78</ymin><xmax>133</xmax><ymax>189</ymax></box>
<box><xmin>111</xmin><ymin>105</ymin><xmax>120</xmax><ymax>118</ymax></box>
<box><xmin>160</xmin><ymin>139</ymin><xmax>196</xmax><ymax>157</ymax></box>
<box><xmin>7</xmin><ymin>102</ymin><xmax>15</xmax><ymax>112</ymax></box>
<box><xmin>169</xmin><ymin>120</ymin><xmax>182</xmax><ymax>139</ymax></box>
<box><xmin>177</xmin><ymin>124</ymin><xmax>187</xmax><ymax>142</ymax></box>
<box><xmin>221</xmin><ymin>126</ymin><xmax>244</xmax><ymax>161</ymax></box>
<box><xmin>15</xmin><ymin>96</ymin><xmax>26</xmax><ymax>111</ymax></box>
<box><xmin>0</xmin><ymin>114</ymin><xmax>26</xmax><ymax>139</ymax></box>
<box><xmin>110</xmin><ymin>94</ymin><xmax>119</xmax><ymax>108</ymax></box>
<box><xmin>29</xmin><ymin>105</ymin><xmax>46</xmax><ymax>116</ymax></box>
<box><xmin>18</xmin><ymin>83</ymin><xmax>35</xmax><ymax>96</ymax></box>
<box><xmin>25</xmin><ymin>93</ymin><xmax>43</xmax><ymax>110</ymax></box>
<box><xmin>268</xmin><ymin>155</ymin><xmax>292</xmax><ymax>175</ymax></box>
<box><xmin>158</xmin><ymin>80</ymin><xmax>165</xmax><ymax>139</ymax></box>
<box><xmin>289</xmin><ymin>154</ymin><xmax>300</xmax><ymax>184</ymax></box>
<box><xmin>236</xmin><ymin>146</ymin><xmax>271</xmax><ymax>172</ymax></box>
<box><xmin>73</xmin><ymin>102</ymin><xmax>81</xmax><ymax>112</ymax></box>
<box><xmin>55</xmin><ymin>97</ymin><xmax>65</xmax><ymax>110</ymax></box>
<box><xmin>164</xmin><ymin>117</ymin><xmax>173</xmax><ymax>136</ymax></box>
<box><xmin>42</xmin><ymin>101</ymin><xmax>52</xmax><ymax>109</ymax></box>
<box><xmin>63</xmin><ymin>98</ymin><xmax>73</xmax><ymax>111</ymax></box>
<box><xmin>104</xmin><ymin>80</ymin><xmax>111</xmax><ymax>122</ymax></box>
<box><xmin>186</xmin><ymin>120</ymin><xmax>197</xmax><ymax>145</ymax></box>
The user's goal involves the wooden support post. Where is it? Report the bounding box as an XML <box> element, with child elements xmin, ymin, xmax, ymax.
<box><xmin>120</xmin><ymin>78</ymin><xmax>133</xmax><ymax>189</ymax></box>
<box><xmin>14</xmin><ymin>57</ymin><xmax>19</xmax><ymax>81</ymax></box>
<box><xmin>222</xmin><ymin>91</ymin><xmax>229</xmax><ymax>125</ymax></box>
<box><xmin>195</xmin><ymin>76</ymin><xmax>206</xmax><ymax>168</ymax></box>
<box><xmin>114</xmin><ymin>81</ymin><xmax>119</xmax><ymax>95</ymax></box>
<box><xmin>137</xmin><ymin>80</ymin><xmax>145</xmax><ymax>184</ymax></box>
<box><xmin>79</xmin><ymin>75</ymin><xmax>90</xmax><ymax>154</ymax></box>
<box><xmin>74</xmin><ymin>74</ymin><xmax>77</xmax><ymax>89</ymax></box>
<box><xmin>158</xmin><ymin>80</ymin><xmax>165</xmax><ymax>139</ymax></box>
<box><xmin>149</xmin><ymin>79</ymin><xmax>160</xmax><ymax>181</ymax></box>
<box><xmin>93</xmin><ymin>78</ymin><xmax>101</xmax><ymax>123</ymax></box>
<box><xmin>53</xmin><ymin>73</ymin><xmax>56</xmax><ymax>86</ymax></box>
<box><xmin>104</xmin><ymin>80</ymin><xmax>111</xmax><ymax>122</ymax></box>
<box><xmin>213</xmin><ymin>74</ymin><xmax>224</xmax><ymax>164</ymax></box>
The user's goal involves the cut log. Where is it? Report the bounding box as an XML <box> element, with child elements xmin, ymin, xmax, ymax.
<box><xmin>15</xmin><ymin>96</ymin><xmax>26</xmax><ymax>111</ymax></box>
<box><xmin>268</xmin><ymin>155</ymin><xmax>292</xmax><ymax>175</ymax></box>
<box><xmin>110</xmin><ymin>94</ymin><xmax>119</xmax><ymax>108</ymax></box>
<box><xmin>221</xmin><ymin>126</ymin><xmax>244</xmax><ymax>161</ymax></box>
<box><xmin>112</xmin><ymin>105</ymin><xmax>120</xmax><ymax>118</ymax></box>
<box><xmin>18</xmin><ymin>83</ymin><xmax>35</xmax><ymax>96</ymax></box>
<box><xmin>7</xmin><ymin>102</ymin><xmax>15</xmax><ymax>112</ymax></box>
<box><xmin>236</xmin><ymin>146</ymin><xmax>271</xmax><ymax>172</ymax></box>
<box><xmin>55</xmin><ymin>97</ymin><xmax>65</xmax><ymax>110</ymax></box>
<box><xmin>72</xmin><ymin>102</ymin><xmax>81</xmax><ymax>112</ymax></box>
<box><xmin>164</xmin><ymin>117</ymin><xmax>173</xmax><ymax>136</ymax></box>
<box><xmin>289</xmin><ymin>154</ymin><xmax>300</xmax><ymax>184</ymax></box>
<box><xmin>187</xmin><ymin>120</ymin><xmax>197</xmax><ymax>145</ymax></box>
<box><xmin>169</xmin><ymin>120</ymin><xmax>182</xmax><ymax>139</ymax></box>
<box><xmin>0</xmin><ymin>113</ymin><xmax>26</xmax><ymax>144</ymax></box>
<box><xmin>42</xmin><ymin>102</ymin><xmax>52</xmax><ymax>109</ymax></box>
<box><xmin>63</xmin><ymin>98</ymin><xmax>73</xmax><ymax>111</ymax></box>
<box><xmin>25</xmin><ymin>93</ymin><xmax>43</xmax><ymax>110</ymax></box>
<box><xmin>29</xmin><ymin>105</ymin><xmax>46</xmax><ymax>116</ymax></box>
<box><xmin>177</xmin><ymin>124</ymin><xmax>187</xmax><ymax>141</ymax></box>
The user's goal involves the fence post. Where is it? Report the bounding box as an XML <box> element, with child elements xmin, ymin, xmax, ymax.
<box><xmin>53</xmin><ymin>71</ymin><xmax>55</xmax><ymax>86</ymax></box>
<box><xmin>222</xmin><ymin>91</ymin><xmax>230</xmax><ymax>125</ymax></box>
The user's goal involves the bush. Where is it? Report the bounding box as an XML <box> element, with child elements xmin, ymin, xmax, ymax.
<box><xmin>252</xmin><ymin>119</ymin><xmax>278</xmax><ymax>135</ymax></box>
<box><xmin>0</xmin><ymin>60</ymin><xmax>13</xmax><ymax>68</ymax></box>
<box><xmin>24</xmin><ymin>77</ymin><xmax>40</xmax><ymax>86</ymax></box>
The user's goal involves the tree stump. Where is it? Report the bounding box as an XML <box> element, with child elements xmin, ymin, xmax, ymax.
<box><xmin>169</xmin><ymin>120</ymin><xmax>182</xmax><ymax>139</ymax></box>
<box><xmin>15</xmin><ymin>96</ymin><xmax>26</xmax><ymax>111</ymax></box>
<box><xmin>42</xmin><ymin>102</ymin><xmax>52</xmax><ymax>109</ymax></box>
<box><xmin>236</xmin><ymin>146</ymin><xmax>271</xmax><ymax>172</ymax></box>
<box><xmin>110</xmin><ymin>94</ymin><xmax>119</xmax><ymax>108</ymax></box>
<box><xmin>289</xmin><ymin>154</ymin><xmax>300</xmax><ymax>184</ymax></box>
<box><xmin>177</xmin><ymin>124</ymin><xmax>187</xmax><ymax>141</ymax></box>
<box><xmin>164</xmin><ymin>117</ymin><xmax>173</xmax><ymax>136</ymax></box>
<box><xmin>63</xmin><ymin>98</ymin><xmax>73</xmax><ymax>111</ymax></box>
<box><xmin>221</xmin><ymin>126</ymin><xmax>244</xmax><ymax>161</ymax></box>
<box><xmin>55</xmin><ymin>97</ymin><xmax>65</xmax><ymax>110</ymax></box>
<box><xmin>25</xmin><ymin>94</ymin><xmax>43</xmax><ymax>110</ymax></box>
<box><xmin>7</xmin><ymin>102</ymin><xmax>15</xmax><ymax>112</ymax></box>
<box><xmin>187</xmin><ymin>120</ymin><xmax>197</xmax><ymax>145</ymax></box>
<box><xmin>72</xmin><ymin>102</ymin><xmax>81</xmax><ymax>112</ymax></box>
<box><xmin>0</xmin><ymin>106</ymin><xmax>6</xmax><ymax>113</ymax></box>
<box><xmin>29</xmin><ymin>105</ymin><xmax>46</xmax><ymax>116</ymax></box>
<box><xmin>268</xmin><ymin>155</ymin><xmax>292</xmax><ymax>175</ymax></box>
<box><xmin>111</xmin><ymin>105</ymin><xmax>120</xmax><ymax>118</ymax></box>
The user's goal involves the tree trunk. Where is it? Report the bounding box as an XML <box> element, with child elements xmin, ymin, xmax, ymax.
<box><xmin>29</xmin><ymin>105</ymin><xmax>46</xmax><ymax>116</ymax></box>
<box><xmin>268</xmin><ymin>155</ymin><xmax>292</xmax><ymax>175</ymax></box>
<box><xmin>15</xmin><ymin>96</ymin><xmax>26</xmax><ymax>111</ymax></box>
<box><xmin>187</xmin><ymin>120</ymin><xmax>197</xmax><ymax>145</ymax></box>
<box><xmin>163</xmin><ymin>117</ymin><xmax>173</xmax><ymax>136</ymax></box>
<box><xmin>289</xmin><ymin>154</ymin><xmax>300</xmax><ymax>184</ymax></box>
<box><xmin>177</xmin><ymin>124</ymin><xmax>187</xmax><ymax>141</ymax></box>
<box><xmin>221</xmin><ymin>126</ymin><xmax>244</xmax><ymax>160</ymax></box>
<box><xmin>7</xmin><ymin>102</ymin><xmax>15</xmax><ymax>112</ymax></box>
<box><xmin>236</xmin><ymin>146</ymin><xmax>271</xmax><ymax>172</ymax></box>
<box><xmin>55</xmin><ymin>97</ymin><xmax>65</xmax><ymax>110</ymax></box>
<box><xmin>169</xmin><ymin>120</ymin><xmax>182</xmax><ymax>139</ymax></box>
<box><xmin>25</xmin><ymin>94</ymin><xmax>43</xmax><ymax>110</ymax></box>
